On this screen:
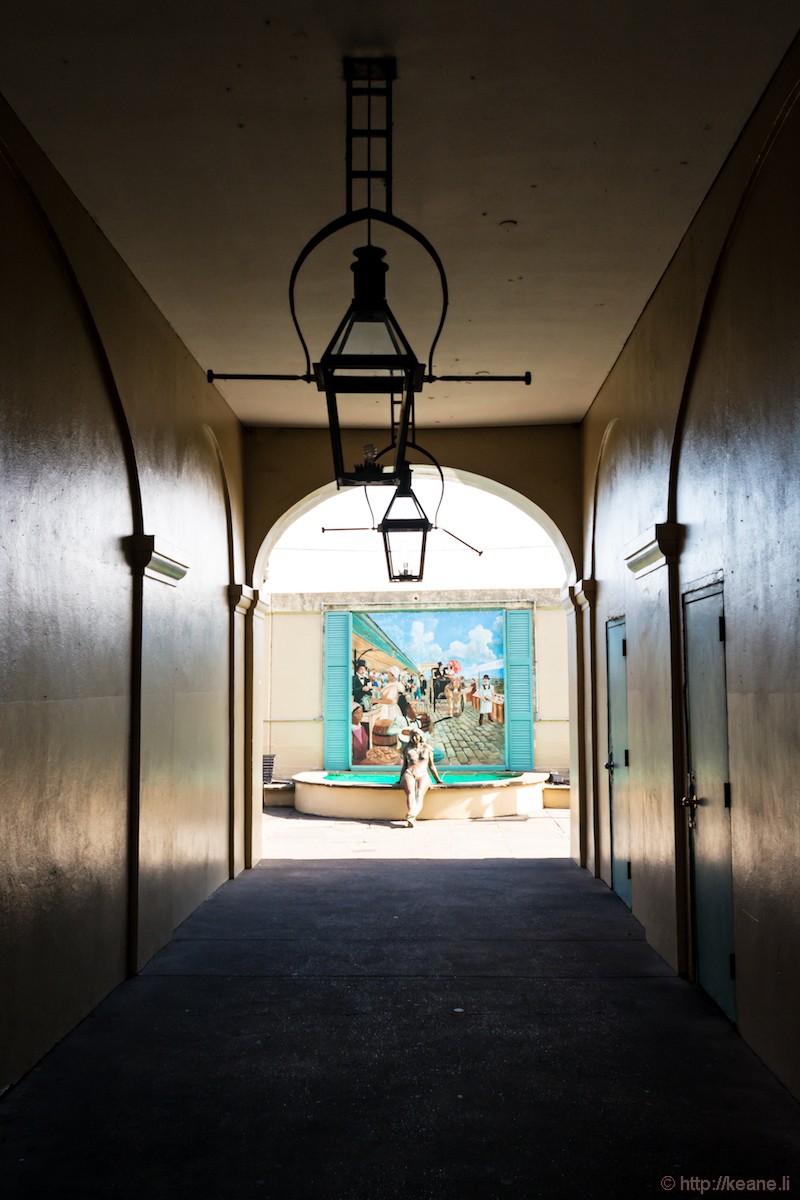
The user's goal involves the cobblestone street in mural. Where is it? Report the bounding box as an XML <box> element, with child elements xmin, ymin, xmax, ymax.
<box><xmin>427</xmin><ymin>692</ymin><xmax>505</xmax><ymax>764</ymax></box>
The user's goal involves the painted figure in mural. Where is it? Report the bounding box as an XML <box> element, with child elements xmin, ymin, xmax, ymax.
<box><xmin>431</xmin><ymin>661</ymin><xmax>447</xmax><ymax>704</ymax></box>
<box><xmin>478</xmin><ymin>674</ymin><xmax>494</xmax><ymax>726</ymax></box>
<box><xmin>443</xmin><ymin>675</ymin><xmax>464</xmax><ymax>717</ymax></box>
<box><xmin>353</xmin><ymin>662</ymin><xmax>372</xmax><ymax>709</ymax></box>
<box><xmin>367</xmin><ymin>666</ymin><xmax>406</xmax><ymax>749</ymax></box>
<box><xmin>381</xmin><ymin>666</ymin><xmax>405</xmax><ymax>707</ymax></box>
<box><xmin>398</xmin><ymin>729</ymin><xmax>443</xmax><ymax>826</ymax></box>
<box><xmin>351</xmin><ymin>704</ymin><xmax>368</xmax><ymax>763</ymax></box>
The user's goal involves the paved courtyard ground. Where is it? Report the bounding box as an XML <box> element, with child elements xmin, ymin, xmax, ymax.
<box><xmin>2</xmin><ymin>809</ymin><xmax>799</xmax><ymax>1199</ymax></box>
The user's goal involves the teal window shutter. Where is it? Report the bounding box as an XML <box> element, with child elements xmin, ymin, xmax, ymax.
<box><xmin>323</xmin><ymin>611</ymin><xmax>352</xmax><ymax>769</ymax></box>
<box><xmin>504</xmin><ymin>609</ymin><xmax>534</xmax><ymax>771</ymax></box>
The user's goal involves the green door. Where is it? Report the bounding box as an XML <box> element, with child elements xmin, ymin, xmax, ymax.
<box><xmin>682</xmin><ymin>584</ymin><xmax>736</xmax><ymax>1021</ymax></box>
<box><xmin>606</xmin><ymin>618</ymin><xmax>631</xmax><ymax>908</ymax></box>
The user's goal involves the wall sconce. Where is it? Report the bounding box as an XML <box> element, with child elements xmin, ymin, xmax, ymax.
<box><xmin>208</xmin><ymin>55</ymin><xmax>530</xmax><ymax>579</ymax></box>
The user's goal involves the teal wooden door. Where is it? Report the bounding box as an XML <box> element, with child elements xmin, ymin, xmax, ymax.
<box><xmin>683</xmin><ymin>585</ymin><xmax>736</xmax><ymax>1021</ymax></box>
<box><xmin>606</xmin><ymin>618</ymin><xmax>631</xmax><ymax>907</ymax></box>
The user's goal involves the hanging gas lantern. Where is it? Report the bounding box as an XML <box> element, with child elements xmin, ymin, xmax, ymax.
<box><xmin>314</xmin><ymin>244</ymin><xmax>424</xmax><ymax>486</ymax></box>
<box><xmin>377</xmin><ymin>471</ymin><xmax>432</xmax><ymax>582</ymax></box>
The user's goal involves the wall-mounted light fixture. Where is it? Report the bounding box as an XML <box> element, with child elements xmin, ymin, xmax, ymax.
<box><xmin>208</xmin><ymin>56</ymin><xmax>530</xmax><ymax>579</ymax></box>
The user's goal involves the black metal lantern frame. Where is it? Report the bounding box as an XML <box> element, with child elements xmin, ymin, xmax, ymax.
<box><xmin>208</xmin><ymin>202</ymin><xmax>456</xmax><ymax>489</ymax></box>
<box><xmin>376</xmin><ymin>468</ymin><xmax>432</xmax><ymax>583</ymax></box>
<box><xmin>302</xmin><ymin>230</ymin><xmax>435</xmax><ymax>487</ymax></box>
<box><xmin>320</xmin><ymin>454</ymin><xmax>483</xmax><ymax>586</ymax></box>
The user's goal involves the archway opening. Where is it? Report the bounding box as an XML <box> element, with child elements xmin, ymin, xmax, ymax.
<box><xmin>255</xmin><ymin>466</ymin><xmax>574</xmax><ymax>592</ymax></box>
<box><xmin>254</xmin><ymin>470</ymin><xmax>574</xmax><ymax>819</ymax></box>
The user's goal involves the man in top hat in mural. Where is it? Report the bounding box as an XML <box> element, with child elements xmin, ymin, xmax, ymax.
<box><xmin>352</xmin><ymin>661</ymin><xmax>372</xmax><ymax>709</ymax></box>
<box><xmin>478</xmin><ymin>674</ymin><xmax>494</xmax><ymax>726</ymax></box>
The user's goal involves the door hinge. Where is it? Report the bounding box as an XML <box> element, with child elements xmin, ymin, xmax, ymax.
<box><xmin>729</xmin><ymin>952</ymin><xmax>736</xmax><ymax>981</ymax></box>
<box><xmin>719</xmin><ymin>615</ymin><xmax>726</xmax><ymax>642</ymax></box>
<box><xmin>622</xmin><ymin>638</ymin><xmax>627</xmax><ymax>657</ymax></box>
<box><xmin>627</xmin><ymin>860</ymin><xmax>632</xmax><ymax>880</ymax></box>
<box><xmin>624</xmin><ymin>748</ymin><xmax>629</xmax><ymax>767</ymax></box>
<box><xmin>724</xmin><ymin>781</ymin><xmax>731</xmax><ymax>808</ymax></box>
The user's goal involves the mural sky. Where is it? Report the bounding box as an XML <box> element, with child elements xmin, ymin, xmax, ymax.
<box><xmin>373</xmin><ymin>609</ymin><xmax>505</xmax><ymax>680</ymax></box>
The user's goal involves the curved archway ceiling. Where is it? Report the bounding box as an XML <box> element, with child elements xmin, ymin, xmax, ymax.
<box><xmin>2</xmin><ymin>2</ymin><xmax>798</xmax><ymax>427</ymax></box>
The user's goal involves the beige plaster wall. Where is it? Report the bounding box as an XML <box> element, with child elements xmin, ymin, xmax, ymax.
<box><xmin>673</xmin><ymin>90</ymin><xmax>800</xmax><ymax>1096</ymax></box>
<box><xmin>0</xmin><ymin>141</ymin><xmax>133</xmax><ymax>1088</ymax></box>
<box><xmin>581</xmin><ymin>41</ymin><xmax>800</xmax><ymax>1096</ymax></box>
<box><xmin>261</xmin><ymin>592</ymin><xmax>568</xmax><ymax>779</ymax></box>
<box><xmin>0</xmin><ymin>97</ymin><xmax>246</xmax><ymax>1086</ymax></box>
<box><xmin>533</xmin><ymin>604</ymin><xmax>569</xmax><ymax>772</ymax></box>
<box><xmin>263</xmin><ymin>610</ymin><xmax>324</xmax><ymax>778</ymax></box>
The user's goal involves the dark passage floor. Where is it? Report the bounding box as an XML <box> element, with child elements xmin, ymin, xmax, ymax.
<box><xmin>2</xmin><ymin>809</ymin><xmax>799</xmax><ymax>1200</ymax></box>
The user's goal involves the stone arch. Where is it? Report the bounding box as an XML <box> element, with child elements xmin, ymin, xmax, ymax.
<box><xmin>253</xmin><ymin>465</ymin><xmax>576</xmax><ymax>589</ymax></box>
<box><xmin>586</xmin><ymin>418</ymin><xmax>620</xmax><ymax>582</ymax></box>
<box><xmin>249</xmin><ymin>466</ymin><xmax>577</xmax><ymax>830</ymax></box>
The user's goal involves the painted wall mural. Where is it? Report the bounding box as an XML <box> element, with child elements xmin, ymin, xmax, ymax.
<box><xmin>351</xmin><ymin>609</ymin><xmax>507</xmax><ymax>768</ymax></box>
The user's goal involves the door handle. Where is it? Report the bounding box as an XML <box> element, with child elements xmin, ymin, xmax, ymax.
<box><xmin>681</xmin><ymin>793</ymin><xmax>698</xmax><ymax>829</ymax></box>
<box><xmin>604</xmin><ymin>761</ymin><xmax>613</xmax><ymax>771</ymax></box>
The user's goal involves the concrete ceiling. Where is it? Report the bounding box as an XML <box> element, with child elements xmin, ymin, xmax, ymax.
<box><xmin>2</xmin><ymin>2</ymin><xmax>799</xmax><ymax>428</ymax></box>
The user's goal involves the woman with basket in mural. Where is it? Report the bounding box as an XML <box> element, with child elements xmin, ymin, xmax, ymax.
<box><xmin>397</xmin><ymin>729</ymin><xmax>443</xmax><ymax>827</ymax></box>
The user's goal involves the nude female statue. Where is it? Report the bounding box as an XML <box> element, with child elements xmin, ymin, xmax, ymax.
<box><xmin>397</xmin><ymin>729</ymin><xmax>443</xmax><ymax>826</ymax></box>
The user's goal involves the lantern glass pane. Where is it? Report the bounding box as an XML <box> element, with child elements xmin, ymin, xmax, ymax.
<box><xmin>333</xmin><ymin>312</ymin><xmax>404</xmax><ymax>357</ymax></box>
<box><xmin>383</xmin><ymin>491</ymin><xmax>424</xmax><ymax>522</ymax></box>
<box><xmin>385</xmin><ymin>529</ymin><xmax>425</xmax><ymax>579</ymax></box>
